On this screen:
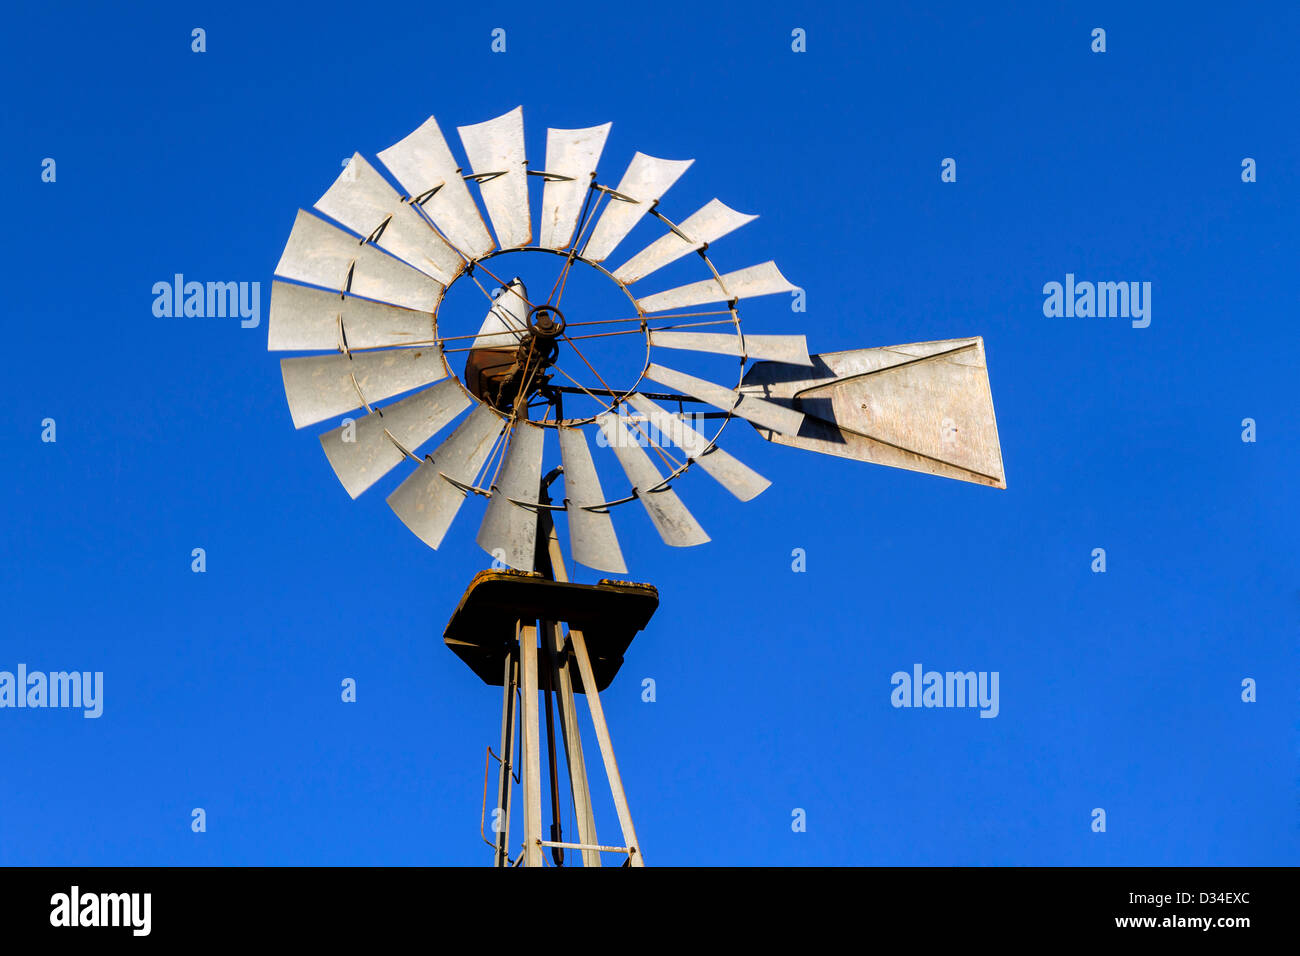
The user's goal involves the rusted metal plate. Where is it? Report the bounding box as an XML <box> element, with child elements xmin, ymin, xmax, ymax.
<box><xmin>539</xmin><ymin>123</ymin><xmax>611</xmax><ymax>250</ymax></box>
<box><xmin>443</xmin><ymin>570</ymin><xmax>659</xmax><ymax>692</ymax></box>
<box><xmin>274</xmin><ymin>210</ymin><xmax>440</xmax><ymax>313</ymax></box>
<box><xmin>740</xmin><ymin>337</ymin><xmax>1007</xmax><ymax>488</ymax></box>
<box><xmin>636</xmin><ymin>260</ymin><xmax>795</xmax><ymax>313</ymax></box>
<box><xmin>581</xmin><ymin>152</ymin><xmax>693</xmax><ymax>262</ymax></box>
<box><xmin>315</xmin><ymin>153</ymin><xmax>463</xmax><ymax>285</ymax></box>
<box><xmin>612</xmin><ymin>198</ymin><xmax>756</xmax><ymax>284</ymax></box>
<box><xmin>626</xmin><ymin>393</ymin><xmax>770</xmax><ymax>501</ymax></box>
<box><xmin>279</xmin><ymin>346</ymin><xmax>446</xmax><ymax>429</ymax></box>
<box><xmin>458</xmin><ymin>106</ymin><xmax>531</xmax><ymax>249</ymax></box>
<box><xmin>377</xmin><ymin>115</ymin><xmax>496</xmax><ymax>259</ymax></box>
<box><xmin>318</xmin><ymin>378</ymin><xmax>469</xmax><ymax>498</ymax></box>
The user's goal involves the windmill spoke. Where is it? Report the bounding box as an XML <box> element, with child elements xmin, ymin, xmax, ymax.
<box><xmin>464</xmin><ymin>269</ymin><xmax>501</xmax><ymax>308</ymax></box>
<box><xmin>556</xmin><ymin>318</ymin><xmax>736</xmax><ymax>344</ymax></box>
<box><xmin>546</xmin><ymin>384</ymin><xmax>706</xmax><ymax>402</ymax></box>
<box><xmin>629</xmin><ymin>416</ymin><xmax>683</xmax><ymax>472</ymax></box>
<box><xmin>546</xmin><ymin>184</ymin><xmax>601</xmax><ymax>305</ymax></box>
<box><xmin>469</xmin><ymin>259</ymin><xmax>518</xmax><ymax>301</ymax></box>
<box><xmin>548</xmin><ymin>360</ymin><xmax>617</xmax><ymax>416</ymax></box>
<box><xmin>550</xmin><ymin>188</ymin><xmax>611</xmax><ymax>309</ymax></box>
<box><xmin>564</xmin><ymin>309</ymin><xmax>733</xmax><ymax>329</ymax></box>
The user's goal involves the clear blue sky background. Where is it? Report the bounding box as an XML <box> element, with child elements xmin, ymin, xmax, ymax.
<box><xmin>2</xmin><ymin>2</ymin><xmax>1295</xmax><ymax>866</ymax></box>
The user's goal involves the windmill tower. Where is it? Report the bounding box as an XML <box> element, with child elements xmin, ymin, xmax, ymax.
<box><xmin>267</xmin><ymin>107</ymin><xmax>1006</xmax><ymax>866</ymax></box>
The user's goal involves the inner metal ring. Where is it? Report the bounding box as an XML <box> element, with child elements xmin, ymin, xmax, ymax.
<box><xmin>460</xmin><ymin>247</ymin><xmax>652</xmax><ymax>427</ymax></box>
<box><xmin>348</xmin><ymin>188</ymin><xmax>747</xmax><ymax>511</ymax></box>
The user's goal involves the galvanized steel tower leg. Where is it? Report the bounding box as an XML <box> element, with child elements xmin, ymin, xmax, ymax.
<box><xmin>518</xmin><ymin>620</ymin><xmax>544</xmax><ymax>867</ymax></box>
<box><xmin>494</xmin><ymin>646</ymin><xmax>518</xmax><ymax>867</ymax></box>
<box><xmin>568</xmin><ymin>625</ymin><xmax>644</xmax><ymax>866</ymax></box>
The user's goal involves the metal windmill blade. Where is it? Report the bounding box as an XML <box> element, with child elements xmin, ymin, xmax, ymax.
<box><xmin>476</xmin><ymin>419</ymin><xmax>547</xmax><ymax>570</ymax></box>
<box><xmin>458</xmin><ymin>107</ymin><xmax>531</xmax><ymax>250</ymax></box>
<box><xmin>267</xmin><ymin>108</ymin><xmax>1010</xmax><ymax>868</ymax></box>
<box><xmin>581</xmin><ymin>152</ymin><xmax>693</xmax><ymax>262</ymax></box>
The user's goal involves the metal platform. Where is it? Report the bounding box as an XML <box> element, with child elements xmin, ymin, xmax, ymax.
<box><xmin>443</xmin><ymin>569</ymin><xmax>659</xmax><ymax>693</ymax></box>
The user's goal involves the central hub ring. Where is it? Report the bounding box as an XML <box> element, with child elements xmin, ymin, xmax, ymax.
<box><xmin>527</xmin><ymin>303</ymin><xmax>566</xmax><ymax>338</ymax></box>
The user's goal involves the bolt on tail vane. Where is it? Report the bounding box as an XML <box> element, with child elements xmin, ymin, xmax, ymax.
<box><xmin>267</xmin><ymin>106</ymin><xmax>1006</xmax><ymax>576</ymax></box>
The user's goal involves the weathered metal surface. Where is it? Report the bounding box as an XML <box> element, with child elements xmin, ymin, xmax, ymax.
<box><xmin>377</xmin><ymin>115</ymin><xmax>496</xmax><ymax>259</ymax></box>
<box><xmin>279</xmin><ymin>346</ymin><xmax>446</xmax><ymax>429</ymax></box>
<box><xmin>596</xmin><ymin>413</ymin><xmax>709</xmax><ymax>547</ymax></box>
<box><xmin>539</xmin><ymin>839</ymin><xmax>629</xmax><ymax>855</ymax></box>
<box><xmin>626</xmin><ymin>393</ymin><xmax>770</xmax><ymax>501</ymax></box>
<box><xmin>441</xmin><ymin>570</ymin><xmax>659</xmax><ymax>692</ymax></box>
<box><xmin>267</xmin><ymin>280</ymin><xmax>345</xmax><ymax>352</ymax></box>
<box><xmin>277</xmin><ymin>113</ymin><xmax>1008</xmax><ymax>587</ymax></box>
<box><xmin>471</xmin><ymin>279</ymin><xmax>530</xmax><ymax>350</ymax></box>
<box><xmin>644</xmin><ymin>363</ymin><xmax>804</xmax><ymax>437</ymax></box>
<box><xmin>385</xmin><ymin>405</ymin><xmax>504</xmax><ymax>548</ymax></box>
<box><xmin>544</xmin><ymin>615</ymin><xmax>599</xmax><ymax>866</ymax></box>
<box><xmin>636</xmin><ymin>260</ymin><xmax>795</xmax><ymax>313</ymax></box>
<box><xmin>739</xmin><ymin>337</ymin><xmax>1007</xmax><ymax>488</ymax></box>
<box><xmin>274</xmin><ymin>210</ymin><xmax>440</xmax><ymax>313</ymax></box>
<box><xmin>539</xmin><ymin>123</ymin><xmax>611</xmax><ymax>250</ymax></box>
<box><xmin>318</xmin><ymin>378</ymin><xmax>469</xmax><ymax>498</ymax></box>
<box><xmin>476</xmin><ymin>420</ymin><xmax>546</xmax><ymax>571</ymax></box>
<box><xmin>612</xmin><ymin>198</ymin><xmax>756</xmax><ymax>284</ymax></box>
<box><xmin>538</xmin><ymin>518</ymin><xmax>643</xmax><ymax>866</ymax></box>
<box><xmin>518</xmin><ymin>620</ymin><xmax>543</xmax><ymax>867</ymax></box>
<box><xmin>557</xmin><ymin>426</ymin><xmax>627</xmax><ymax>574</ymax></box>
<box><xmin>581</xmin><ymin>152</ymin><xmax>694</xmax><ymax>262</ymax></box>
<box><xmin>649</xmin><ymin>330</ymin><xmax>812</xmax><ymax>365</ymax></box>
<box><xmin>494</xmin><ymin>648</ymin><xmax>518</xmax><ymax>867</ymax></box>
<box><xmin>567</xmin><ymin>626</ymin><xmax>644</xmax><ymax>866</ymax></box>
<box><xmin>315</xmin><ymin>153</ymin><xmax>463</xmax><ymax>285</ymax></box>
<box><xmin>447</xmin><ymin>544</ymin><xmax>658</xmax><ymax>868</ymax></box>
<box><xmin>458</xmin><ymin>107</ymin><xmax>531</xmax><ymax>250</ymax></box>
<box><xmin>267</xmin><ymin>281</ymin><xmax>433</xmax><ymax>352</ymax></box>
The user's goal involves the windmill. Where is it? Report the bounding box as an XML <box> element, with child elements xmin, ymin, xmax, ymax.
<box><xmin>267</xmin><ymin>106</ymin><xmax>1006</xmax><ymax>867</ymax></box>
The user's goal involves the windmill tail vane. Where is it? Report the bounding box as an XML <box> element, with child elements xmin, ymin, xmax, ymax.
<box><xmin>266</xmin><ymin>106</ymin><xmax>1007</xmax><ymax>866</ymax></box>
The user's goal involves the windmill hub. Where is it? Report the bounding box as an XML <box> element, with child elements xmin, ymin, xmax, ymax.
<box><xmin>468</xmin><ymin>327</ymin><xmax>558</xmax><ymax>414</ymax></box>
<box><xmin>527</xmin><ymin>303</ymin><xmax>566</xmax><ymax>339</ymax></box>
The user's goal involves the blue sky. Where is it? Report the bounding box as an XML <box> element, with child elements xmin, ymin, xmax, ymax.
<box><xmin>1</xmin><ymin>1</ymin><xmax>1295</xmax><ymax>866</ymax></box>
